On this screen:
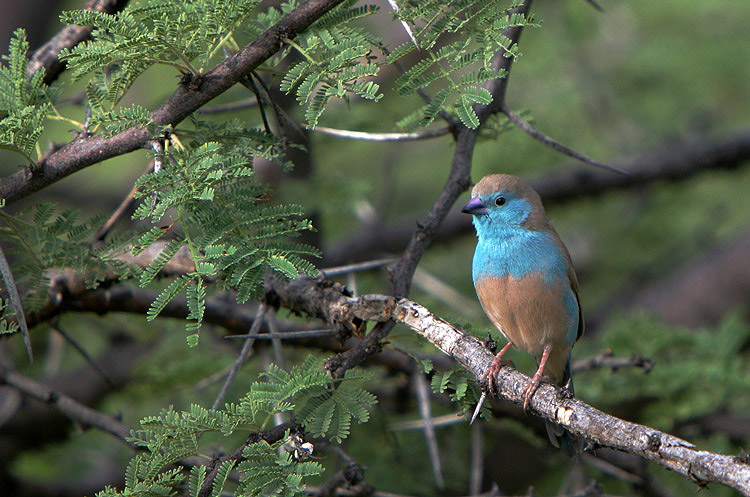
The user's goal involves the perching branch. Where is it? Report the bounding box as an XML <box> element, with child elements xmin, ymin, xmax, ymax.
<box><xmin>5</xmin><ymin>243</ymin><xmax>747</xmax><ymax>493</ymax></box>
<box><xmin>264</xmin><ymin>275</ymin><xmax>750</xmax><ymax>495</ymax></box>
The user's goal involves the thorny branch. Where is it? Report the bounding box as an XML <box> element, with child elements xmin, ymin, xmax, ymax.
<box><xmin>0</xmin><ymin>362</ymin><xmax>133</xmax><ymax>445</ymax></box>
<box><xmin>2</xmin><ymin>0</ymin><xmax>748</xmax><ymax>494</ymax></box>
<box><xmin>2</xmin><ymin>251</ymin><xmax>747</xmax><ymax>494</ymax></box>
<box><xmin>264</xmin><ymin>276</ymin><xmax>750</xmax><ymax>496</ymax></box>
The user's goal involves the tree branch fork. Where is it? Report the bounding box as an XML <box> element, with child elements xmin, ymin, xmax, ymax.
<box><xmin>265</xmin><ymin>276</ymin><xmax>750</xmax><ymax>496</ymax></box>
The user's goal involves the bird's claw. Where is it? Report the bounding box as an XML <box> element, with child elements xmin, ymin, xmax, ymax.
<box><xmin>482</xmin><ymin>358</ymin><xmax>515</xmax><ymax>395</ymax></box>
<box><xmin>522</xmin><ymin>374</ymin><xmax>552</xmax><ymax>412</ymax></box>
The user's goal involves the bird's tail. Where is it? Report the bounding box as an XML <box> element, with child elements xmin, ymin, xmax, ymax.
<box><xmin>545</xmin><ymin>359</ymin><xmax>580</xmax><ymax>456</ymax></box>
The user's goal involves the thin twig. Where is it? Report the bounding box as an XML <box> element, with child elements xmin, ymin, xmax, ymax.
<box><xmin>51</xmin><ymin>321</ymin><xmax>115</xmax><ymax>388</ymax></box>
<box><xmin>388</xmin><ymin>412</ymin><xmax>465</xmax><ymax>431</ymax></box>
<box><xmin>385</xmin><ymin>0</ymin><xmax>418</xmax><ymax>47</ymax></box>
<box><xmin>412</xmin><ymin>365</ymin><xmax>444</xmax><ymax>489</ymax></box>
<box><xmin>580</xmin><ymin>454</ymin><xmax>642</xmax><ymax>485</ymax></box>
<box><xmin>194</xmin><ymin>363</ymin><xmax>233</xmax><ymax>391</ymax></box>
<box><xmin>43</xmin><ymin>328</ymin><xmax>65</xmax><ymax>378</ymax></box>
<box><xmin>310</xmin><ymin>126</ymin><xmax>450</xmax><ymax>142</ymax></box>
<box><xmin>225</xmin><ymin>329</ymin><xmax>340</xmax><ymax>340</ymax></box>
<box><xmin>500</xmin><ymin>103</ymin><xmax>628</xmax><ymax>175</ymax></box>
<box><xmin>572</xmin><ymin>349</ymin><xmax>654</xmax><ymax>374</ymax></box>
<box><xmin>584</xmin><ymin>0</ymin><xmax>605</xmax><ymax>12</ymax></box>
<box><xmin>243</xmin><ymin>74</ymin><xmax>273</xmax><ymax>135</ymax></box>
<box><xmin>265</xmin><ymin>311</ymin><xmax>286</xmax><ymax>368</ymax></box>
<box><xmin>470</xmin><ymin>392</ymin><xmax>486</xmax><ymax>425</ymax></box>
<box><xmin>470</xmin><ymin>421</ymin><xmax>484</xmax><ymax>495</ymax></box>
<box><xmin>0</xmin><ymin>362</ymin><xmax>133</xmax><ymax>445</ymax></box>
<box><xmin>94</xmin><ymin>160</ymin><xmax>155</xmax><ymax>242</ymax></box>
<box><xmin>412</xmin><ymin>266</ymin><xmax>483</xmax><ymax>319</ymax></box>
<box><xmin>319</xmin><ymin>258</ymin><xmax>395</xmax><ymax>277</ymax></box>
<box><xmin>211</xmin><ymin>303</ymin><xmax>268</xmax><ymax>410</ymax></box>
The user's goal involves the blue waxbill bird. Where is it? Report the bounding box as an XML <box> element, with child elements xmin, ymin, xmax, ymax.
<box><xmin>462</xmin><ymin>174</ymin><xmax>583</xmax><ymax>452</ymax></box>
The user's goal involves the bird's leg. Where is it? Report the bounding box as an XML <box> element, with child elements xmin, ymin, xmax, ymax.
<box><xmin>523</xmin><ymin>345</ymin><xmax>551</xmax><ymax>411</ymax></box>
<box><xmin>483</xmin><ymin>341</ymin><xmax>514</xmax><ymax>394</ymax></box>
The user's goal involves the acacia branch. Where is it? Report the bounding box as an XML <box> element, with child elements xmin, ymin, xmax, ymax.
<box><xmin>0</xmin><ymin>337</ymin><xmax>149</xmax><ymax>458</ymax></box>
<box><xmin>0</xmin><ymin>0</ymin><xmax>347</xmax><ymax>205</ymax></box>
<box><xmin>27</xmin><ymin>0</ymin><xmax>131</xmax><ymax>85</ymax></box>
<box><xmin>264</xmin><ymin>276</ymin><xmax>750</xmax><ymax>495</ymax></box>
<box><xmin>0</xmin><ymin>362</ymin><xmax>133</xmax><ymax>446</ymax></box>
<box><xmin>7</xmin><ymin>252</ymin><xmax>748</xmax><ymax>492</ymax></box>
<box><xmin>500</xmin><ymin>103</ymin><xmax>625</xmax><ymax>174</ymax></box>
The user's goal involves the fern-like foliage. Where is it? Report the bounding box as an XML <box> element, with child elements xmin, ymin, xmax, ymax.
<box><xmin>245</xmin><ymin>356</ymin><xmax>377</xmax><ymax>442</ymax></box>
<box><xmin>58</xmin><ymin>0</ymin><xmax>263</xmax><ymax>142</ymax></box>
<box><xmin>251</xmin><ymin>0</ymin><xmax>383</xmax><ymax>127</ymax></box>
<box><xmin>89</xmin><ymin>103</ymin><xmax>169</xmax><ymax>137</ymax></box>
<box><xmin>60</xmin><ymin>0</ymin><xmax>261</xmax><ymax>103</ymax></box>
<box><xmin>0</xmin><ymin>28</ymin><xmax>53</xmax><ymax>163</ymax></box>
<box><xmin>99</xmin><ymin>356</ymin><xmax>374</xmax><ymax>497</ymax></box>
<box><xmin>256</xmin><ymin>0</ymin><xmax>533</xmax><ymax>129</ymax></box>
<box><xmin>238</xmin><ymin>440</ymin><xmax>323</xmax><ymax>497</ymax></box>
<box><xmin>430</xmin><ymin>365</ymin><xmax>488</xmax><ymax>419</ymax></box>
<box><xmin>131</xmin><ymin>138</ymin><xmax>320</xmax><ymax>345</ymax></box>
<box><xmin>388</xmin><ymin>1</ymin><xmax>536</xmax><ymax>129</ymax></box>
<box><xmin>0</xmin><ymin>298</ymin><xmax>20</xmax><ymax>335</ymax></box>
<box><xmin>0</xmin><ymin>204</ymin><xmax>132</xmax><ymax>312</ymax></box>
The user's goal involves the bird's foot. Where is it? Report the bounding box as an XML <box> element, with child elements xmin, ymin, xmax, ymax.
<box><xmin>522</xmin><ymin>373</ymin><xmax>552</xmax><ymax>412</ymax></box>
<box><xmin>482</xmin><ymin>342</ymin><xmax>515</xmax><ymax>394</ymax></box>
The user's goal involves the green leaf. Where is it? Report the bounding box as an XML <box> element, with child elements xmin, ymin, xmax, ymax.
<box><xmin>188</xmin><ymin>465</ymin><xmax>206</xmax><ymax>497</ymax></box>
<box><xmin>147</xmin><ymin>275</ymin><xmax>192</xmax><ymax>321</ymax></box>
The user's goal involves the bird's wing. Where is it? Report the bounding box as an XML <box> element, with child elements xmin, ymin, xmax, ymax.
<box><xmin>569</xmin><ymin>267</ymin><xmax>584</xmax><ymax>342</ymax></box>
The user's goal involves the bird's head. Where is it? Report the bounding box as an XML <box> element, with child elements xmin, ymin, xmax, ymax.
<box><xmin>461</xmin><ymin>174</ymin><xmax>547</xmax><ymax>233</ymax></box>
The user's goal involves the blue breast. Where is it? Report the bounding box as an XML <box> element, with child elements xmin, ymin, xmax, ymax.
<box><xmin>472</xmin><ymin>226</ymin><xmax>568</xmax><ymax>285</ymax></box>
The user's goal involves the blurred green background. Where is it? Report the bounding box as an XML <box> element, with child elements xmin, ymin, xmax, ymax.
<box><xmin>1</xmin><ymin>0</ymin><xmax>749</xmax><ymax>495</ymax></box>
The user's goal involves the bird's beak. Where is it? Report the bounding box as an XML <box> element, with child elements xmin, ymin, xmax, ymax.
<box><xmin>461</xmin><ymin>197</ymin><xmax>488</xmax><ymax>215</ymax></box>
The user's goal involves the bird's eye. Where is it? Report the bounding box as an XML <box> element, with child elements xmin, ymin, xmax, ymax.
<box><xmin>495</xmin><ymin>196</ymin><xmax>506</xmax><ymax>206</ymax></box>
